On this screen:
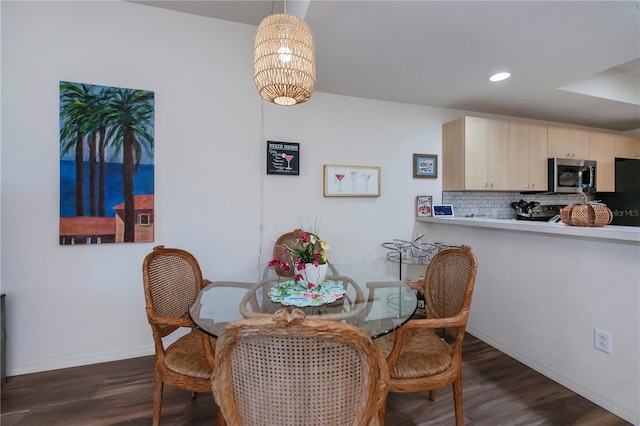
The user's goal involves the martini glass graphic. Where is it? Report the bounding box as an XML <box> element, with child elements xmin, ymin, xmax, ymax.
<box><xmin>362</xmin><ymin>173</ymin><xmax>371</xmax><ymax>192</ymax></box>
<box><xmin>350</xmin><ymin>171</ymin><xmax>357</xmax><ymax>192</ymax></box>
<box><xmin>335</xmin><ymin>174</ymin><xmax>345</xmax><ymax>192</ymax></box>
<box><xmin>284</xmin><ymin>154</ymin><xmax>294</xmax><ymax>170</ymax></box>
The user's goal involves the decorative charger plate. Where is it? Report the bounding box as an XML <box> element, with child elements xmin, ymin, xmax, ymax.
<box><xmin>268</xmin><ymin>280</ymin><xmax>346</xmax><ymax>307</ymax></box>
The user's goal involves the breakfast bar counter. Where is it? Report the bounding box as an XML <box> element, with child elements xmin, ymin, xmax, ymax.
<box><xmin>417</xmin><ymin>216</ymin><xmax>640</xmax><ymax>243</ymax></box>
<box><xmin>413</xmin><ymin>216</ymin><xmax>639</xmax><ymax>424</ymax></box>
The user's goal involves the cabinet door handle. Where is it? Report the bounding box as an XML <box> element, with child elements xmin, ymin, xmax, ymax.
<box><xmin>530</xmin><ymin>183</ymin><xmax>534</xmax><ymax>188</ymax></box>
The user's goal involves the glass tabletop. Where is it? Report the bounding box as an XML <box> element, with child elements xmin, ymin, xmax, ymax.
<box><xmin>189</xmin><ymin>263</ymin><xmax>417</xmax><ymax>339</ymax></box>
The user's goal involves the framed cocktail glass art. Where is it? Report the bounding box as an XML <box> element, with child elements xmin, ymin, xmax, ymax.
<box><xmin>323</xmin><ymin>165</ymin><xmax>380</xmax><ymax>197</ymax></box>
<box><xmin>413</xmin><ymin>153</ymin><xmax>438</xmax><ymax>178</ymax></box>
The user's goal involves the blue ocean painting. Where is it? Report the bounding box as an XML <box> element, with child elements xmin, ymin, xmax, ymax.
<box><xmin>60</xmin><ymin>161</ymin><xmax>154</xmax><ymax>217</ymax></box>
<box><xmin>59</xmin><ymin>81</ymin><xmax>154</xmax><ymax>244</ymax></box>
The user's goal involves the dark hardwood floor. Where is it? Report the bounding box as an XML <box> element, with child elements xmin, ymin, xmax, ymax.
<box><xmin>0</xmin><ymin>334</ymin><xmax>630</xmax><ymax>425</ymax></box>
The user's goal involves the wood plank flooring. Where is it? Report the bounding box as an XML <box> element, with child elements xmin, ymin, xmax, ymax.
<box><xmin>1</xmin><ymin>334</ymin><xmax>630</xmax><ymax>425</ymax></box>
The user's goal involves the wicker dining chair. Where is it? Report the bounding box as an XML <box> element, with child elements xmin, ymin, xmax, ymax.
<box><xmin>142</xmin><ymin>245</ymin><xmax>216</xmax><ymax>426</ymax></box>
<box><xmin>263</xmin><ymin>229</ymin><xmax>339</xmax><ymax>279</ymax></box>
<box><xmin>374</xmin><ymin>245</ymin><xmax>478</xmax><ymax>426</ymax></box>
<box><xmin>212</xmin><ymin>309</ymin><xmax>389</xmax><ymax>426</ymax></box>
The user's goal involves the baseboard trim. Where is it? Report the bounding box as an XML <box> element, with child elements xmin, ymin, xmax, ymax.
<box><xmin>467</xmin><ymin>326</ymin><xmax>639</xmax><ymax>426</ymax></box>
<box><xmin>7</xmin><ymin>345</ymin><xmax>155</xmax><ymax>377</ymax></box>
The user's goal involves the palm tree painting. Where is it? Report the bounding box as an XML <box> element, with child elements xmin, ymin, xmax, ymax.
<box><xmin>59</xmin><ymin>81</ymin><xmax>154</xmax><ymax>245</ymax></box>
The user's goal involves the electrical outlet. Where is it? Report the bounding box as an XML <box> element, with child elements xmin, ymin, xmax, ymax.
<box><xmin>594</xmin><ymin>328</ymin><xmax>612</xmax><ymax>354</ymax></box>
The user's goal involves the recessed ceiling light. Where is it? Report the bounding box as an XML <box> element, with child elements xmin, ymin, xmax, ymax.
<box><xmin>489</xmin><ymin>72</ymin><xmax>511</xmax><ymax>82</ymax></box>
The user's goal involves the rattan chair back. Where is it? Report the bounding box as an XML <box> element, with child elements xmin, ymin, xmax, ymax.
<box><xmin>144</xmin><ymin>245</ymin><xmax>204</xmax><ymax>331</ymax></box>
<box><xmin>142</xmin><ymin>245</ymin><xmax>215</xmax><ymax>426</ymax></box>
<box><xmin>423</xmin><ymin>245</ymin><xmax>477</xmax><ymax>323</ymax></box>
<box><xmin>212</xmin><ymin>309</ymin><xmax>388</xmax><ymax>426</ymax></box>
<box><xmin>265</xmin><ymin>229</ymin><xmax>338</xmax><ymax>278</ymax></box>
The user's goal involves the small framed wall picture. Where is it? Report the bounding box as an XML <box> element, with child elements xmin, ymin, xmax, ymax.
<box><xmin>416</xmin><ymin>196</ymin><xmax>433</xmax><ymax>217</ymax></box>
<box><xmin>413</xmin><ymin>153</ymin><xmax>438</xmax><ymax>178</ymax></box>
<box><xmin>267</xmin><ymin>141</ymin><xmax>300</xmax><ymax>175</ymax></box>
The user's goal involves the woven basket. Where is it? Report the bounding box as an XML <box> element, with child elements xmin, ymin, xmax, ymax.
<box><xmin>560</xmin><ymin>193</ymin><xmax>613</xmax><ymax>227</ymax></box>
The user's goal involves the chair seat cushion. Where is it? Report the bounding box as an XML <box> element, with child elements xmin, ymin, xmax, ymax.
<box><xmin>375</xmin><ymin>329</ymin><xmax>452</xmax><ymax>379</ymax></box>
<box><xmin>164</xmin><ymin>332</ymin><xmax>213</xmax><ymax>379</ymax></box>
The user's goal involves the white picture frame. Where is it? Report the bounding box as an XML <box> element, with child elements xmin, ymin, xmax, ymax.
<box><xmin>416</xmin><ymin>196</ymin><xmax>433</xmax><ymax>217</ymax></box>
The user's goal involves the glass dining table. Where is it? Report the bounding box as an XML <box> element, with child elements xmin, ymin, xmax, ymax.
<box><xmin>189</xmin><ymin>263</ymin><xmax>417</xmax><ymax>339</ymax></box>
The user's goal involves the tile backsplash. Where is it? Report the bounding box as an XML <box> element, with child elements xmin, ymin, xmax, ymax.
<box><xmin>442</xmin><ymin>191</ymin><xmax>587</xmax><ymax>219</ymax></box>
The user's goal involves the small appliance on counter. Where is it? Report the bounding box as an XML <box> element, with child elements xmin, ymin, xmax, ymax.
<box><xmin>511</xmin><ymin>199</ymin><xmax>566</xmax><ymax>221</ymax></box>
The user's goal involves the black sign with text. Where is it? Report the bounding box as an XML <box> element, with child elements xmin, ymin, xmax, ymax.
<box><xmin>267</xmin><ymin>141</ymin><xmax>299</xmax><ymax>175</ymax></box>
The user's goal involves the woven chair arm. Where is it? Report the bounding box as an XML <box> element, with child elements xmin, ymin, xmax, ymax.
<box><xmin>403</xmin><ymin>309</ymin><xmax>469</xmax><ymax>330</ymax></box>
<box><xmin>405</xmin><ymin>281</ymin><xmax>422</xmax><ymax>292</ymax></box>
<box><xmin>149</xmin><ymin>315</ymin><xmax>195</xmax><ymax>328</ymax></box>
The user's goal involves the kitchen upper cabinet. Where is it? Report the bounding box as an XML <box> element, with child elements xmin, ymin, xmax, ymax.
<box><xmin>590</xmin><ymin>132</ymin><xmax>640</xmax><ymax>192</ymax></box>
<box><xmin>547</xmin><ymin>127</ymin><xmax>590</xmax><ymax>159</ymax></box>
<box><xmin>444</xmin><ymin>116</ymin><xmax>638</xmax><ymax>193</ymax></box>
<box><xmin>508</xmin><ymin>122</ymin><xmax>548</xmax><ymax>191</ymax></box>
<box><xmin>443</xmin><ymin>116</ymin><xmax>509</xmax><ymax>191</ymax></box>
<box><xmin>615</xmin><ymin>135</ymin><xmax>640</xmax><ymax>159</ymax></box>
<box><xmin>589</xmin><ymin>132</ymin><xmax>616</xmax><ymax>192</ymax></box>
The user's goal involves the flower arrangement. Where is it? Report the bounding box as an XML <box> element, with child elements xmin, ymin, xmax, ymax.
<box><xmin>268</xmin><ymin>231</ymin><xmax>330</xmax><ymax>290</ymax></box>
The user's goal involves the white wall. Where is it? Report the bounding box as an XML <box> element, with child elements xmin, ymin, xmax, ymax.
<box><xmin>260</xmin><ymin>95</ymin><xmax>456</xmax><ymax>267</ymax></box>
<box><xmin>3</xmin><ymin>2</ymin><xmax>637</xmax><ymax>424</ymax></box>
<box><xmin>1</xmin><ymin>0</ymin><xmax>262</xmax><ymax>373</ymax></box>
<box><xmin>414</xmin><ymin>221</ymin><xmax>640</xmax><ymax>424</ymax></box>
<box><xmin>1</xmin><ymin>1</ymin><xmax>450</xmax><ymax>375</ymax></box>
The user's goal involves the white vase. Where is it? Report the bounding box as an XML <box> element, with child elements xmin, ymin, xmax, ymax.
<box><xmin>295</xmin><ymin>263</ymin><xmax>329</xmax><ymax>290</ymax></box>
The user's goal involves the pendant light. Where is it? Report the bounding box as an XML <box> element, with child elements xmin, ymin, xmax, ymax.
<box><xmin>254</xmin><ymin>3</ymin><xmax>316</xmax><ymax>106</ymax></box>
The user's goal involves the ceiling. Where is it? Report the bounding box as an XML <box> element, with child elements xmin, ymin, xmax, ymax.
<box><xmin>132</xmin><ymin>1</ymin><xmax>640</xmax><ymax>133</ymax></box>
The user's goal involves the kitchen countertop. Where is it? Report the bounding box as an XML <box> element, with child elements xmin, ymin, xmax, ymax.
<box><xmin>417</xmin><ymin>216</ymin><xmax>640</xmax><ymax>243</ymax></box>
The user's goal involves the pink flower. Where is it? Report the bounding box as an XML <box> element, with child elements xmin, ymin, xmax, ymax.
<box><xmin>268</xmin><ymin>257</ymin><xmax>281</xmax><ymax>267</ymax></box>
<box><xmin>312</xmin><ymin>260</ymin><xmax>319</xmax><ymax>267</ymax></box>
<box><xmin>296</xmin><ymin>263</ymin><xmax>306</xmax><ymax>271</ymax></box>
<box><xmin>307</xmin><ymin>283</ymin><xmax>316</xmax><ymax>290</ymax></box>
<box><xmin>295</xmin><ymin>274</ymin><xmax>303</xmax><ymax>282</ymax></box>
<box><xmin>299</xmin><ymin>232</ymin><xmax>309</xmax><ymax>243</ymax></box>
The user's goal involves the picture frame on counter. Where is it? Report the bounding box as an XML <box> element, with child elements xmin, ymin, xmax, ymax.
<box><xmin>413</xmin><ymin>153</ymin><xmax>438</xmax><ymax>178</ymax></box>
<box><xmin>416</xmin><ymin>196</ymin><xmax>433</xmax><ymax>217</ymax></box>
<box><xmin>323</xmin><ymin>165</ymin><xmax>381</xmax><ymax>197</ymax></box>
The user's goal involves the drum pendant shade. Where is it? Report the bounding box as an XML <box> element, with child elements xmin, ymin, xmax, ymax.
<box><xmin>254</xmin><ymin>14</ymin><xmax>316</xmax><ymax>106</ymax></box>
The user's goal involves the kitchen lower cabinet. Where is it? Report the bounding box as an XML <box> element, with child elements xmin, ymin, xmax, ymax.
<box><xmin>443</xmin><ymin>116</ymin><xmax>509</xmax><ymax>191</ymax></box>
<box><xmin>508</xmin><ymin>122</ymin><xmax>548</xmax><ymax>191</ymax></box>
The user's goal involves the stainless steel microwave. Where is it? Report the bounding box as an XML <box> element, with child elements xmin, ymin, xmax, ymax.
<box><xmin>548</xmin><ymin>158</ymin><xmax>597</xmax><ymax>194</ymax></box>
